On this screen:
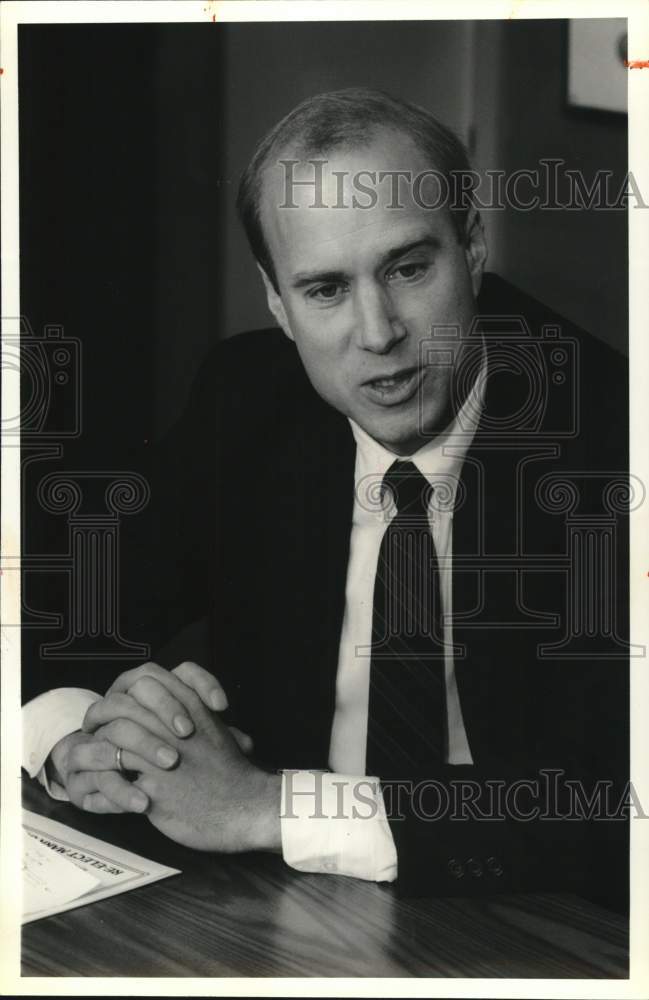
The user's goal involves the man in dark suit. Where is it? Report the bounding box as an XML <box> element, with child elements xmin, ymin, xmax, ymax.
<box><xmin>22</xmin><ymin>89</ymin><xmax>630</xmax><ymax>908</ymax></box>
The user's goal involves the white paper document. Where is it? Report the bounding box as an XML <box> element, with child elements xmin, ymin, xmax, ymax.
<box><xmin>22</xmin><ymin>810</ymin><xmax>180</xmax><ymax>923</ymax></box>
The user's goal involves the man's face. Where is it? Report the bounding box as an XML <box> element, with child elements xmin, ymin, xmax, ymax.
<box><xmin>260</xmin><ymin>129</ymin><xmax>487</xmax><ymax>455</ymax></box>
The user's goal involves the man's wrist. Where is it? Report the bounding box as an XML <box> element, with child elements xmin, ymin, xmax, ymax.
<box><xmin>22</xmin><ymin>687</ymin><xmax>100</xmax><ymax>781</ymax></box>
<box><xmin>244</xmin><ymin>769</ymin><xmax>282</xmax><ymax>853</ymax></box>
<box><xmin>48</xmin><ymin>730</ymin><xmax>82</xmax><ymax>787</ymax></box>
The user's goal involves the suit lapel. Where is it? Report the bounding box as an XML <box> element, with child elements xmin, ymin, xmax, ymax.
<box><xmin>260</xmin><ymin>375</ymin><xmax>356</xmax><ymax>765</ymax></box>
<box><xmin>451</xmin><ymin>287</ymin><xmax>568</xmax><ymax>765</ymax></box>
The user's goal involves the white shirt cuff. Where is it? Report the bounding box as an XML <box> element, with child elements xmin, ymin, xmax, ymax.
<box><xmin>280</xmin><ymin>770</ymin><xmax>398</xmax><ymax>882</ymax></box>
<box><xmin>22</xmin><ymin>688</ymin><xmax>101</xmax><ymax>800</ymax></box>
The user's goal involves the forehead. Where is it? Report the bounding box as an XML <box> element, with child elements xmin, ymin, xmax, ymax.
<box><xmin>259</xmin><ymin>130</ymin><xmax>456</xmax><ymax>279</ymax></box>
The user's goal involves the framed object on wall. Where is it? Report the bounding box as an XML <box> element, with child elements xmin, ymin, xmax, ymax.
<box><xmin>567</xmin><ymin>19</ymin><xmax>628</xmax><ymax>114</ymax></box>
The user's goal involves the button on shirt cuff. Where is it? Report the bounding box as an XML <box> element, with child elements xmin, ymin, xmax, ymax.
<box><xmin>22</xmin><ymin>688</ymin><xmax>101</xmax><ymax>799</ymax></box>
<box><xmin>280</xmin><ymin>770</ymin><xmax>398</xmax><ymax>882</ymax></box>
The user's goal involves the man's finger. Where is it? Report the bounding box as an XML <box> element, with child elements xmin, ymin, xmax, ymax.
<box><xmin>173</xmin><ymin>661</ymin><xmax>228</xmax><ymax>712</ymax></box>
<box><xmin>67</xmin><ymin>770</ymin><xmax>149</xmax><ymax>813</ymax></box>
<box><xmin>90</xmin><ymin>719</ymin><xmax>180</xmax><ymax>771</ymax></box>
<box><xmin>84</xmin><ymin>686</ymin><xmax>193</xmax><ymax>740</ymax></box>
<box><xmin>96</xmin><ymin>770</ymin><xmax>149</xmax><ymax>812</ymax></box>
<box><xmin>67</xmin><ymin>771</ymin><xmax>120</xmax><ymax>812</ymax></box>
<box><xmin>228</xmin><ymin>726</ymin><xmax>254</xmax><ymax>755</ymax></box>
<box><xmin>108</xmin><ymin>662</ymin><xmax>207</xmax><ymax>725</ymax></box>
<box><xmin>66</xmin><ymin>738</ymin><xmax>156</xmax><ymax>775</ymax></box>
<box><xmin>128</xmin><ymin>675</ymin><xmax>196</xmax><ymax>737</ymax></box>
<box><xmin>81</xmin><ymin>792</ymin><xmax>126</xmax><ymax>814</ymax></box>
<box><xmin>82</xmin><ymin>691</ymin><xmax>184</xmax><ymax>741</ymax></box>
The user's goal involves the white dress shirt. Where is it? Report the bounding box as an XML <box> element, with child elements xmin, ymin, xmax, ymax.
<box><xmin>282</xmin><ymin>360</ymin><xmax>486</xmax><ymax>880</ymax></box>
<box><xmin>23</xmin><ymin>353</ymin><xmax>487</xmax><ymax>882</ymax></box>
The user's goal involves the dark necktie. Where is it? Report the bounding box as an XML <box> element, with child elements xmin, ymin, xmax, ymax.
<box><xmin>366</xmin><ymin>460</ymin><xmax>447</xmax><ymax>778</ymax></box>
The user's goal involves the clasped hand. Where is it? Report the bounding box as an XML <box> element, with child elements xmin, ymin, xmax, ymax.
<box><xmin>49</xmin><ymin>662</ymin><xmax>281</xmax><ymax>854</ymax></box>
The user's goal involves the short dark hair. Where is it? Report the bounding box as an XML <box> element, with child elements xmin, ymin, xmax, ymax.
<box><xmin>236</xmin><ymin>87</ymin><xmax>473</xmax><ymax>292</ymax></box>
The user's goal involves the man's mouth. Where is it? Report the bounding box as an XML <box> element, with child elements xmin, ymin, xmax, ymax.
<box><xmin>361</xmin><ymin>366</ymin><xmax>424</xmax><ymax>406</ymax></box>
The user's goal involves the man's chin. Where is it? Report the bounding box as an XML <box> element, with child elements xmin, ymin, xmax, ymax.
<box><xmin>358</xmin><ymin>405</ymin><xmax>451</xmax><ymax>456</ymax></box>
<box><xmin>360</xmin><ymin>418</ymin><xmax>429</xmax><ymax>457</ymax></box>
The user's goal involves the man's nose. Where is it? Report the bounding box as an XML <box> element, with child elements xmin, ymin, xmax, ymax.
<box><xmin>354</xmin><ymin>284</ymin><xmax>407</xmax><ymax>354</ymax></box>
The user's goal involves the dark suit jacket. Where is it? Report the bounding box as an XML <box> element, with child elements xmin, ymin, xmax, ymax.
<box><xmin>23</xmin><ymin>273</ymin><xmax>630</xmax><ymax>909</ymax></box>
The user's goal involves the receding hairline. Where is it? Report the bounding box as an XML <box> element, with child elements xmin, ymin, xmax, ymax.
<box><xmin>237</xmin><ymin>88</ymin><xmax>473</xmax><ymax>291</ymax></box>
<box><xmin>257</xmin><ymin>124</ymin><xmax>452</xmax><ymax>232</ymax></box>
<box><xmin>267</xmin><ymin>119</ymin><xmax>439</xmax><ymax>164</ymax></box>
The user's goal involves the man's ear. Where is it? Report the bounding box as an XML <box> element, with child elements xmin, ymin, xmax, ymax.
<box><xmin>463</xmin><ymin>207</ymin><xmax>488</xmax><ymax>298</ymax></box>
<box><xmin>257</xmin><ymin>263</ymin><xmax>294</xmax><ymax>341</ymax></box>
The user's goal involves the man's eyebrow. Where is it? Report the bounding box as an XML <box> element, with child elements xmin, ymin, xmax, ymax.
<box><xmin>291</xmin><ymin>268</ymin><xmax>348</xmax><ymax>289</ymax></box>
<box><xmin>378</xmin><ymin>236</ymin><xmax>442</xmax><ymax>268</ymax></box>
<box><xmin>289</xmin><ymin>237</ymin><xmax>441</xmax><ymax>289</ymax></box>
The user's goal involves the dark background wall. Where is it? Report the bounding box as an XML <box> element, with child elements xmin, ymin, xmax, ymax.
<box><xmin>473</xmin><ymin>19</ymin><xmax>628</xmax><ymax>359</ymax></box>
<box><xmin>20</xmin><ymin>18</ymin><xmax>627</xmax><ymax>445</ymax></box>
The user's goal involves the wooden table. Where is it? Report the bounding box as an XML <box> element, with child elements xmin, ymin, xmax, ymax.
<box><xmin>21</xmin><ymin>778</ymin><xmax>628</xmax><ymax>978</ymax></box>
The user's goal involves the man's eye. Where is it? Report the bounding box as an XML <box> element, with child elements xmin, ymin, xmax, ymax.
<box><xmin>389</xmin><ymin>262</ymin><xmax>428</xmax><ymax>281</ymax></box>
<box><xmin>309</xmin><ymin>282</ymin><xmax>345</xmax><ymax>302</ymax></box>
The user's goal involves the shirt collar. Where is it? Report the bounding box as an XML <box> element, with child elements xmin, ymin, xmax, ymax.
<box><xmin>349</xmin><ymin>347</ymin><xmax>487</xmax><ymax>521</ymax></box>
